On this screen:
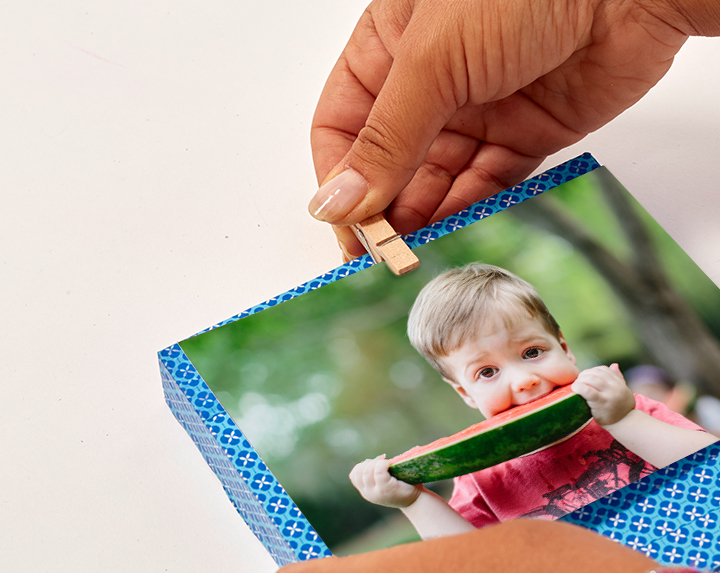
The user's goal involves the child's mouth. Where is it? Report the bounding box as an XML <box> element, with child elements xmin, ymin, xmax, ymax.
<box><xmin>516</xmin><ymin>385</ymin><xmax>560</xmax><ymax>407</ymax></box>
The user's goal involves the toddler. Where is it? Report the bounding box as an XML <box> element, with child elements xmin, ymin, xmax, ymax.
<box><xmin>350</xmin><ymin>263</ymin><xmax>717</xmax><ymax>540</ymax></box>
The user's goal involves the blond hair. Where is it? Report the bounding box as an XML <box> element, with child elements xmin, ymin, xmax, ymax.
<box><xmin>408</xmin><ymin>263</ymin><xmax>561</xmax><ymax>380</ymax></box>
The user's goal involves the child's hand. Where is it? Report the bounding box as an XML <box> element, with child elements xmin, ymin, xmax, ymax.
<box><xmin>571</xmin><ymin>363</ymin><xmax>636</xmax><ymax>427</ymax></box>
<box><xmin>349</xmin><ymin>455</ymin><xmax>423</xmax><ymax>509</ymax></box>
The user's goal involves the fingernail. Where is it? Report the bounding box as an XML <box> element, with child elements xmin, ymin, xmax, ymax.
<box><xmin>309</xmin><ymin>169</ymin><xmax>368</xmax><ymax>222</ymax></box>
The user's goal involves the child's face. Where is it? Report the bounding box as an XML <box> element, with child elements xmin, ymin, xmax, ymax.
<box><xmin>441</xmin><ymin>311</ymin><xmax>580</xmax><ymax>418</ymax></box>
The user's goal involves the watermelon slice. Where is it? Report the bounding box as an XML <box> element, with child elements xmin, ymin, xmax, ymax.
<box><xmin>388</xmin><ymin>385</ymin><xmax>592</xmax><ymax>484</ymax></box>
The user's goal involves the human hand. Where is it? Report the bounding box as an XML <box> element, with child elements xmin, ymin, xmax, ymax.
<box><xmin>309</xmin><ymin>0</ymin><xmax>709</xmax><ymax>260</ymax></box>
<box><xmin>349</xmin><ymin>454</ymin><xmax>423</xmax><ymax>508</ymax></box>
<box><xmin>571</xmin><ymin>363</ymin><xmax>636</xmax><ymax>427</ymax></box>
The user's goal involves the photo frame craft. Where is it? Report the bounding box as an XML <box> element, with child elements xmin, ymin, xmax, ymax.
<box><xmin>158</xmin><ymin>154</ymin><xmax>720</xmax><ymax>570</ymax></box>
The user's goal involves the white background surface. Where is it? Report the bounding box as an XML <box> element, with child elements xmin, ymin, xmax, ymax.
<box><xmin>2</xmin><ymin>2</ymin><xmax>718</xmax><ymax>571</ymax></box>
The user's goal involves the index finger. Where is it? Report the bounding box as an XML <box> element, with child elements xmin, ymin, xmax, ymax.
<box><xmin>311</xmin><ymin>6</ymin><xmax>396</xmax><ymax>185</ymax></box>
<box><xmin>309</xmin><ymin>4</ymin><xmax>464</xmax><ymax>225</ymax></box>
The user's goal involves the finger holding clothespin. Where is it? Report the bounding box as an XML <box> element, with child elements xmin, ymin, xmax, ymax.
<box><xmin>350</xmin><ymin>214</ymin><xmax>420</xmax><ymax>276</ymax></box>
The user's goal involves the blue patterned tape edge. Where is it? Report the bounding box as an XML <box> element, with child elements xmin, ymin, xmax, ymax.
<box><xmin>159</xmin><ymin>154</ymin><xmax>604</xmax><ymax>565</ymax></box>
<box><xmin>159</xmin><ymin>348</ymin><xmax>328</xmax><ymax>565</ymax></box>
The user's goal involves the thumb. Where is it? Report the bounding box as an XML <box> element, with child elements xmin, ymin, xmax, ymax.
<box><xmin>308</xmin><ymin>17</ymin><xmax>464</xmax><ymax>225</ymax></box>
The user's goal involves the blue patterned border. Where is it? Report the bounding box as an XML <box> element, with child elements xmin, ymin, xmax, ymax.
<box><xmin>159</xmin><ymin>154</ymin><xmax>624</xmax><ymax>565</ymax></box>
<box><xmin>160</xmin><ymin>346</ymin><xmax>327</xmax><ymax>566</ymax></box>
<box><xmin>562</xmin><ymin>443</ymin><xmax>720</xmax><ymax>570</ymax></box>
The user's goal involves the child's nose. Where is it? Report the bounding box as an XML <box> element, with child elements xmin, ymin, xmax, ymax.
<box><xmin>511</xmin><ymin>371</ymin><xmax>541</xmax><ymax>393</ymax></box>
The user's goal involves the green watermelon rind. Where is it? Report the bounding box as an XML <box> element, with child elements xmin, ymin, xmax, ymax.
<box><xmin>388</xmin><ymin>392</ymin><xmax>592</xmax><ymax>485</ymax></box>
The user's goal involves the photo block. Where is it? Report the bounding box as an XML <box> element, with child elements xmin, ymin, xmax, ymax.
<box><xmin>159</xmin><ymin>154</ymin><xmax>720</xmax><ymax>569</ymax></box>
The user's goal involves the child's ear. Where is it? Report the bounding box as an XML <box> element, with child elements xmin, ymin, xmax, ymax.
<box><xmin>558</xmin><ymin>331</ymin><xmax>576</xmax><ymax>365</ymax></box>
<box><xmin>443</xmin><ymin>377</ymin><xmax>479</xmax><ymax>409</ymax></box>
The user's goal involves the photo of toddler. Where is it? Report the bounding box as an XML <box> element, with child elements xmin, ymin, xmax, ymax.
<box><xmin>350</xmin><ymin>263</ymin><xmax>717</xmax><ymax>539</ymax></box>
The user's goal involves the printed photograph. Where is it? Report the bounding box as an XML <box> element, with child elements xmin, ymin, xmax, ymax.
<box><xmin>180</xmin><ymin>167</ymin><xmax>720</xmax><ymax>555</ymax></box>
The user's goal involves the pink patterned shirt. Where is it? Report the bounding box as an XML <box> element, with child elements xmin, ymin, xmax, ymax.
<box><xmin>449</xmin><ymin>394</ymin><xmax>704</xmax><ymax>527</ymax></box>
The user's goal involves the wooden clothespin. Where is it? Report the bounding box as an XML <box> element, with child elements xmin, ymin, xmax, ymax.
<box><xmin>350</xmin><ymin>214</ymin><xmax>420</xmax><ymax>276</ymax></box>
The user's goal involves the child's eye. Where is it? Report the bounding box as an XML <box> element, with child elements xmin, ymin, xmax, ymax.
<box><xmin>477</xmin><ymin>367</ymin><xmax>497</xmax><ymax>380</ymax></box>
<box><xmin>523</xmin><ymin>347</ymin><xmax>544</xmax><ymax>359</ymax></box>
